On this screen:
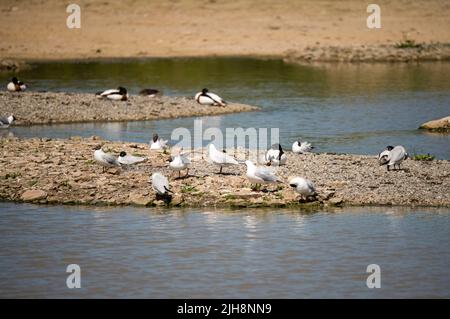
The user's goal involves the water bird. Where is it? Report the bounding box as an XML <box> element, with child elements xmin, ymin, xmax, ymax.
<box><xmin>378</xmin><ymin>145</ymin><xmax>394</xmax><ymax>165</ymax></box>
<box><xmin>139</xmin><ymin>88</ymin><xmax>162</xmax><ymax>97</ymax></box>
<box><xmin>292</xmin><ymin>140</ymin><xmax>314</xmax><ymax>154</ymax></box>
<box><xmin>169</xmin><ymin>150</ymin><xmax>191</xmax><ymax>178</ymax></box>
<box><xmin>96</xmin><ymin>87</ymin><xmax>128</xmax><ymax>101</ymax></box>
<box><xmin>7</xmin><ymin>77</ymin><xmax>27</xmax><ymax>92</ymax></box>
<box><xmin>382</xmin><ymin>145</ymin><xmax>408</xmax><ymax>171</ymax></box>
<box><xmin>208</xmin><ymin>143</ymin><xmax>239</xmax><ymax>174</ymax></box>
<box><xmin>93</xmin><ymin>145</ymin><xmax>121</xmax><ymax>172</ymax></box>
<box><xmin>245</xmin><ymin>160</ymin><xmax>281</xmax><ymax>190</ymax></box>
<box><xmin>265</xmin><ymin>143</ymin><xmax>287</xmax><ymax>166</ymax></box>
<box><xmin>117</xmin><ymin>151</ymin><xmax>146</xmax><ymax>165</ymax></box>
<box><xmin>195</xmin><ymin>88</ymin><xmax>227</xmax><ymax>106</ymax></box>
<box><xmin>0</xmin><ymin>115</ymin><xmax>16</xmax><ymax>129</ymax></box>
<box><xmin>289</xmin><ymin>177</ymin><xmax>317</xmax><ymax>201</ymax></box>
<box><xmin>151</xmin><ymin>172</ymin><xmax>171</xmax><ymax>196</ymax></box>
<box><xmin>150</xmin><ymin>133</ymin><xmax>168</xmax><ymax>150</ymax></box>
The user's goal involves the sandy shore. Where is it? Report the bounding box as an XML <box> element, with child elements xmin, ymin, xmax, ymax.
<box><xmin>1</xmin><ymin>136</ymin><xmax>449</xmax><ymax>208</ymax></box>
<box><xmin>1</xmin><ymin>1</ymin><xmax>449</xmax><ymax>62</ymax></box>
<box><xmin>0</xmin><ymin>92</ymin><xmax>258</xmax><ymax>125</ymax></box>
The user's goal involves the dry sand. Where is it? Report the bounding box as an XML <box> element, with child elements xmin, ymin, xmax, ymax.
<box><xmin>1</xmin><ymin>0</ymin><xmax>449</xmax><ymax>61</ymax></box>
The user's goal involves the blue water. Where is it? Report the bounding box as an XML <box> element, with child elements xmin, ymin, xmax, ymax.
<box><xmin>2</xmin><ymin>58</ymin><xmax>450</xmax><ymax>158</ymax></box>
<box><xmin>0</xmin><ymin>203</ymin><xmax>449</xmax><ymax>298</ymax></box>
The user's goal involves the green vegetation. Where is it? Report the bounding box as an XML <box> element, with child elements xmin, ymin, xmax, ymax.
<box><xmin>181</xmin><ymin>185</ymin><xmax>198</xmax><ymax>193</ymax></box>
<box><xmin>395</xmin><ymin>38</ymin><xmax>423</xmax><ymax>49</ymax></box>
<box><xmin>412</xmin><ymin>154</ymin><xmax>435</xmax><ymax>161</ymax></box>
<box><xmin>2</xmin><ymin>172</ymin><xmax>21</xmax><ymax>179</ymax></box>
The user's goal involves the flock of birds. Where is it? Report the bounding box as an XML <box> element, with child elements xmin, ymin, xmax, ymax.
<box><xmin>3</xmin><ymin>76</ymin><xmax>410</xmax><ymax>202</ymax></box>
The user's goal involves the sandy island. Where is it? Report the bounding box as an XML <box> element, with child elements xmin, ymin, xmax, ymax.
<box><xmin>0</xmin><ymin>92</ymin><xmax>259</xmax><ymax>125</ymax></box>
<box><xmin>1</xmin><ymin>136</ymin><xmax>449</xmax><ymax>208</ymax></box>
<box><xmin>1</xmin><ymin>0</ymin><xmax>450</xmax><ymax>63</ymax></box>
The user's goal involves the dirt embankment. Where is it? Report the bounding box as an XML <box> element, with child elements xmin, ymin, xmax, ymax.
<box><xmin>1</xmin><ymin>137</ymin><xmax>449</xmax><ymax>208</ymax></box>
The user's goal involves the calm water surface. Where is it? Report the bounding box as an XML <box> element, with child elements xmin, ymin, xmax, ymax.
<box><xmin>0</xmin><ymin>203</ymin><xmax>449</xmax><ymax>298</ymax></box>
<box><xmin>2</xmin><ymin>58</ymin><xmax>450</xmax><ymax>158</ymax></box>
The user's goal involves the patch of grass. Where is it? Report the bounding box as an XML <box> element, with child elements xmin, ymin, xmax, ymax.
<box><xmin>85</xmin><ymin>159</ymin><xmax>95</xmax><ymax>165</ymax></box>
<box><xmin>250</xmin><ymin>184</ymin><xmax>262</xmax><ymax>191</ymax></box>
<box><xmin>3</xmin><ymin>172</ymin><xmax>21</xmax><ymax>179</ymax></box>
<box><xmin>224</xmin><ymin>194</ymin><xmax>238</xmax><ymax>200</ymax></box>
<box><xmin>413</xmin><ymin>153</ymin><xmax>435</xmax><ymax>161</ymax></box>
<box><xmin>181</xmin><ymin>185</ymin><xmax>198</xmax><ymax>193</ymax></box>
<box><xmin>395</xmin><ymin>38</ymin><xmax>423</xmax><ymax>49</ymax></box>
<box><xmin>275</xmin><ymin>192</ymin><xmax>284</xmax><ymax>200</ymax></box>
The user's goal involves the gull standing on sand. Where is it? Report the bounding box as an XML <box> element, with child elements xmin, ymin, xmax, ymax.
<box><xmin>96</xmin><ymin>87</ymin><xmax>128</xmax><ymax>101</ymax></box>
<box><xmin>382</xmin><ymin>145</ymin><xmax>408</xmax><ymax>171</ymax></box>
<box><xmin>292</xmin><ymin>140</ymin><xmax>314</xmax><ymax>154</ymax></box>
<box><xmin>265</xmin><ymin>143</ymin><xmax>287</xmax><ymax>166</ymax></box>
<box><xmin>245</xmin><ymin>160</ymin><xmax>281</xmax><ymax>190</ymax></box>
<box><xmin>151</xmin><ymin>172</ymin><xmax>171</xmax><ymax>196</ymax></box>
<box><xmin>169</xmin><ymin>150</ymin><xmax>191</xmax><ymax>178</ymax></box>
<box><xmin>7</xmin><ymin>77</ymin><xmax>27</xmax><ymax>92</ymax></box>
<box><xmin>93</xmin><ymin>145</ymin><xmax>121</xmax><ymax>172</ymax></box>
<box><xmin>378</xmin><ymin>145</ymin><xmax>394</xmax><ymax>166</ymax></box>
<box><xmin>0</xmin><ymin>115</ymin><xmax>16</xmax><ymax>129</ymax></box>
<box><xmin>289</xmin><ymin>177</ymin><xmax>317</xmax><ymax>201</ymax></box>
<box><xmin>195</xmin><ymin>88</ymin><xmax>227</xmax><ymax>106</ymax></box>
<box><xmin>117</xmin><ymin>151</ymin><xmax>146</xmax><ymax>165</ymax></box>
<box><xmin>150</xmin><ymin>133</ymin><xmax>168</xmax><ymax>150</ymax></box>
<box><xmin>208</xmin><ymin>143</ymin><xmax>239</xmax><ymax>174</ymax></box>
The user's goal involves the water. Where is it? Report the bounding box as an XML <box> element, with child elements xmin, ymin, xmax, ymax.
<box><xmin>2</xmin><ymin>58</ymin><xmax>450</xmax><ymax>158</ymax></box>
<box><xmin>0</xmin><ymin>203</ymin><xmax>449</xmax><ymax>298</ymax></box>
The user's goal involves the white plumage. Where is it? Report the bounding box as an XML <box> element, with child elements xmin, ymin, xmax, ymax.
<box><xmin>195</xmin><ymin>88</ymin><xmax>226</xmax><ymax>106</ymax></box>
<box><xmin>208</xmin><ymin>143</ymin><xmax>239</xmax><ymax>174</ymax></box>
<box><xmin>150</xmin><ymin>133</ymin><xmax>168</xmax><ymax>150</ymax></box>
<box><xmin>94</xmin><ymin>146</ymin><xmax>121</xmax><ymax>172</ymax></box>
<box><xmin>96</xmin><ymin>87</ymin><xmax>128</xmax><ymax>101</ymax></box>
<box><xmin>385</xmin><ymin>145</ymin><xmax>408</xmax><ymax>171</ymax></box>
<box><xmin>117</xmin><ymin>151</ymin><xmax>146</xmax><ymax>165</ymax></box>
<box><xmin>0</xmin><ymin>115</ymin><xmax>16</xmax><ymax>129</ymax></box>
<box><xmin>169</xmin><ymin>151</ymin><xmax>191</xmax><ymax>178</ymax></box>
<box><xmin>289</xmin><ymin>177</ymin><xmax>316</xmax><ymax>200</ymax></box>
<box><xmin>292</xmin><ymin>140</ymin><xmax>313</xmax><ymax>154</ymax></box>
<box><xmin>245</xmin><ymin>160</ymin><xmax>280</xmax><ymax>186</ymax></box>
<box><xmin>151</xmin><ymin>172</ymin><xmax>171</xmax><ymax>196</ymax></box>
<box><xmin>265</xmin><ymin>143</ymin><xmax>287</xmax><ymax>166</ymax></box>
<box><xmin>7</xmin><ymin>77</ymin><xmax>26</xmax><ymax>92</ymax></box>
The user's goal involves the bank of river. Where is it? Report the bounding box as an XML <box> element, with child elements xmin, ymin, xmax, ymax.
<box><xmin>0</xmin><ymin>92</ymin><xmax>258</xmax><ymax>125</ymax></box>
<box><xmin>1</xmin><ymin>136</ymin><xmax>449</xmax><ymax>208</ymax></box>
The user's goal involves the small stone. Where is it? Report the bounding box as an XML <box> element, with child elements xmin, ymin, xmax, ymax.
<box><xmin>21</xmin><ymin>189</ymin><xmax>47</xmax><ymax>201</ymax></box>
<box><xmin>328</xmin><ymin>197</ymin><xmax>344</xmax><ymax>205</ymax></box>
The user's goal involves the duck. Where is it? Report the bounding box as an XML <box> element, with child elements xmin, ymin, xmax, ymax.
<box><xmin>381</xmin><ymin>145</ymin><xmax>408</xmax><ymax>171</ymax></box>
<box><xmin>208</xmin><ymin>143</ymin><xmax>239</xmax><ymax>174</ymax></box>
<box><xmin>150</xmin><ymin>133</ymin><xmax>168</xmax><ymax>150</ymax></box>
<box><xmin>195</xmin><ymin>88</ymin><xmax>227</xmax><ymax>106</ymax></box>
<box><xmin>96</xmin><ymin>86</ymin><xmax>128</xmax><ymax>101</ymax></box>
<box><xmin>117</xmin><ymin>151</ymin><xmax>146</xmax><ymax>165</ymax></box>
<box><xmin>93</xmin><ymin>145</ymin><xmax>121</xmax><ymax>172</ymax></box>
<box><xmin>292</xmin><ymin>140</ymin><xmax>314</xmax><ymax>154</ymax></box>
<box><xmin>0</xmin><ymin>115</ymin><xmax>17</xmax><ymax>129</ymax></box>
<box><xmin>378</xmin><ymin>145</ymin><xmax>394</xmax><ymax>166</ymax></box>
<box><xmin>139</xmin><ymin>88</ymin><xmax>162</xmax><ymax>97</ymax></box>
<box><xmin>7</xmin><ymin>77</ymin><xmax>27</xmax><ymax>92</ymax></box>
<box><xmin>169</xmin><ymin>150</ymin><xmax>191</xmax><ymax>178</ymax></box>
<box><xmin>245</xmin><ymin>160</ymin><xmax>281</xmax><ymax>190</ymax></box>
<box><xmin>289</xmin><ymin>177</ymin><xmax>317</xmax><ymax>201</ymax></box>
<box><xmin>265</xmin><ymin>143</ymin><xmax>287</xmax><ymax>166</ymax></box>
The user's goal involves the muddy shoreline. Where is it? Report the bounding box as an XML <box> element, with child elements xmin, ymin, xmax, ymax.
<box><xmin>1</xmin><ymin>137</ymin><xmax>449</xmax><ymax>208</ymax></box>
<box><xmin>0</xmin><ymin>92</ymin><xmax>259</xmax><ymax>125</ymax></box>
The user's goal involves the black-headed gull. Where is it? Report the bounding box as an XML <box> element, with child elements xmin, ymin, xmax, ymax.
<box><xmin>245</xmin><ymin>160</ymin><xmax>281</xmax><ymax>190</ymax></box>
<box><xmin>382</xmin><ymin>145</ymin><xmax>408</xmax><ymax>171</ymax></box>
<box><xmin>93</xmin><ymin>145</ymin><xmax>121</xmax><ymax>172</ymax></box>
<box><xmin>208</xmin><ymin>143</ymin><xmax>239</xmax><ymax>174</ymax></box>
<box><xmin>151</xmin><ymin>172</ymin><xmax>171</xmax><ymax>196</ymax></box>
<box><xmin>265</xmin><ymin>143</ymin><xmax>287</xmax><ymax>166</ymax></box>
<box><xmin>169</xmin><ymin>150</ymin><xmax>191</xmax><ymax>178</ymax></box>
<box><xmin>378</xmin><ymin>145</ymin><xmax>394</xmax><ymax>166</ymax></box>
<box><xmin>0</xmin><ymin>115</ymin><xmax>16</xmax><ymax>129</ymax></box>
<box><xmin>150</xmin><ymin>133</ymin><xmax>168</xmax><ymax>150</ymax></box>
<box><xmin>292</xmin><ymin>140</ymin><xmax>313</xmax><ymax>154</ymax></box>
<box><xmin>289</xmin><ymin>177</ymin><xmax>317</xmax><ymax>201</ymax></box>
<box><xmin>117</xmin><ymin>151</ymin><xmax>146</xmax><ymax>165</ymax></box>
